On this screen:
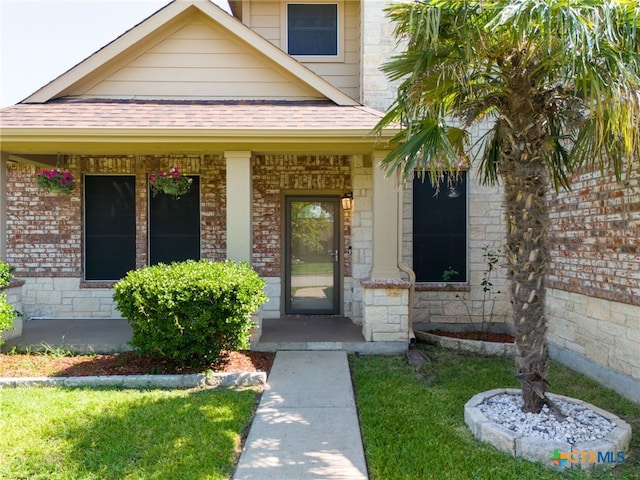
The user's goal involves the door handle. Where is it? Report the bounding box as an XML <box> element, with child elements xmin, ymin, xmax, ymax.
<box><xmin>330</xmin><ymin>249</ymin><xmax>339</xmax><ymax>262</ymax></box>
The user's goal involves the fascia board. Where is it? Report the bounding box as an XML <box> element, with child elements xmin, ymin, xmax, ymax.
<box><xmin>0</xmin><ymin>126</ymin><xmax>397</xmax><ymax>154</ymax></box>
<box><xmin>0</xmin><ymin>126</ymin><xmax>398</xmax><ymax>139</ymax></box>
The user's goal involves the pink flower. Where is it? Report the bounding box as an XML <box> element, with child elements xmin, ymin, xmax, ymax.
<box><xmin>36</xmin><ymin>168</ymin><xmax>76</xmax><ymax>193</ymax></box>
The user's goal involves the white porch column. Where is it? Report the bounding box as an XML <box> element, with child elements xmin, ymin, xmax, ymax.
<box><xmin>224</xmin><ymin>151</ymin><xmax>252</xmax><ymax>262</ymax></box>
<box><xmin>0</xmin><ymin>152</ymin><xmax>8</xmax><ymax>261</ymax></box>
<box><xmin>371</xmin><ymin>151</ymin><xmax>401</xmax><ymax>279</ymax></box>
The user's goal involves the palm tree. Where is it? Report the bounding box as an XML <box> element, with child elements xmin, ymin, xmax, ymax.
<box><xmin>375</xmin><ymin>0</ymin><xmax>640</xmax><ymax>413</ymax></box>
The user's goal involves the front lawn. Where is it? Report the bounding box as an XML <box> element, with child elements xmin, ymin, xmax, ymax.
<box><xmin>0</xmin><ymin>387</ymin><xmax>259</xmax><ymax>480</ymax></box>
<box><xmin>1</xmin><ymin>347</ymin><xmax>637</xmax><ymax>480</ymax></box>
<box><xmin>351</xmin><ymin>346</ymin><xmax>640</xmax><ymax>480</ymax></box>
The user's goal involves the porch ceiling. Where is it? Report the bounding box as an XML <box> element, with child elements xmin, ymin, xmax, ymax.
<box><xmin>0</xmin><ymin>99</ymin><xmax>397</xmax><ymax>156</ymax></box>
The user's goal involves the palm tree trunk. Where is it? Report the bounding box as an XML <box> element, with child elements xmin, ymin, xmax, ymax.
<box><xmin>500</xmin><ymin>124</ymin><xmax>550</xmax><ymax>414</ymax></box>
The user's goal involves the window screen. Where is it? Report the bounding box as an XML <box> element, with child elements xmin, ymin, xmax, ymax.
<box><xmin>149</xmin><ymin>176</ymin><xmax>200</xmax><ymax>265</ymax></box>
<box><xmin>85</xmin><ymin>176</ymin><xmax>136</xmax><ymax>281</ymax></box>
<box><xmin>413</xmin><ymin>173</ymin><xmax>467</xmax><ymax>282</ymax></box>
<box><xmin>287</xmin><ymin>3</ymin><xmax>338</xmax><ymax>55</ymax></box>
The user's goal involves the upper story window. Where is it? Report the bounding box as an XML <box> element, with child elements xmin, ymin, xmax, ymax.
<box><xmin>285</xmin><ymin>2</ymin><xmax>343</xmax><ymax>61</ymax></box>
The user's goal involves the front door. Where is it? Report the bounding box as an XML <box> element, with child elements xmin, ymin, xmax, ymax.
<box><xmin>285</xmin><ymin>196</ymin><xmax>341</xmax><ymax>314</ymax></box>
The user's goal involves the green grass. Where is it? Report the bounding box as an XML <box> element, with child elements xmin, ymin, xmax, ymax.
<box><xmin>291</xmin><ymin>262</ymin><xmax>333</xmax><ymax>275</ymax></box>
<box><xmin>351</xmin><ymin>345</ymin><xmax>640</xmax><ymax>480</ymax></box>
<box><xmin>0</xmin><ymin>387</ymin><xmax>259</xmax><ymax>480</ymax></box>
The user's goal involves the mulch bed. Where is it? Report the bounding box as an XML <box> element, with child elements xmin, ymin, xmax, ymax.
<box><xmin>0</xmin><ymin>350</ymin><xmax>275</xmax><ymax>378</ymax></box>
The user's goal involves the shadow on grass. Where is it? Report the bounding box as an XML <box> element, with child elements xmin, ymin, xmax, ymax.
<box><xmin>351</xmin><ymin>346</ymin><xmax>640</xmax><ymax>480</ymax></box>
<box><xmin>32</xmin><ymin>388</ymin><xmax>257</xmax><ymax>480</ymax></box>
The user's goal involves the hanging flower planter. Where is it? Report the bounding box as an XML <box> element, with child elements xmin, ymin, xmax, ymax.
<box><xmin>149</xmin><ymin>167</ymin><xmax>193</xmax><ymax>199</ymax></box>
<box><xmin>36</xmin><ymin>168</ymin><xmax>76</xmax><ymax>194</ymax></box>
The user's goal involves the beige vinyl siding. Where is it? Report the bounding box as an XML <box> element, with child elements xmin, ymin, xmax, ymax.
<box><xmin>83</xmin><ymin>16</ymin><xmax>322</xmax><ymax>100</ymax></box>
<box><xmin>247</xmin><ymin>1</ymin><xmax>280</xmax><ymax>44</ymax></box>
<box><xmin>244</xmin><ymin>0</ymin><xmax>280</xmax><ymax>43</ymax></box>
<box><xmin>243</xmin><ymin>0</ymin><xmax>360</xmax><ymax>100</ymax></box>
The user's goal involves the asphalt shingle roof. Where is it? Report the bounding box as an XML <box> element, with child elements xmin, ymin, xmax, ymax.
<box><xmin>0</xmin><ymin>99</ymin><xmax>386</xmax><ymax>131</ymax></box>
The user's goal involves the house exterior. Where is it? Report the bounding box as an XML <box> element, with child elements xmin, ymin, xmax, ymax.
<box><xmin>0</xmin><ymin>0</ymin><xmax>637</xmax><ymax>401</ymax></box>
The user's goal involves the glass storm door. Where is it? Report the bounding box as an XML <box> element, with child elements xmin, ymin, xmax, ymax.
<box><xmin>285</xmin><ymin>197</ymin><xmax>340</xmax><ymax>314</ymax></box>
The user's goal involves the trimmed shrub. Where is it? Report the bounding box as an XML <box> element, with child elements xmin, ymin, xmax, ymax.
<box><xmin>0</xmin><ymin>261</ymin><xmax>16</xmax><ymax>345</ymax></box>
<box><xmin>0</xmin><ymin>262</ymin><xmax>11</xmax><ymax>286</ymax></box>
<box><xmin>113</xmin><ymin>260</ymin><xmax>267</xmax><ymax>368</ymax></box>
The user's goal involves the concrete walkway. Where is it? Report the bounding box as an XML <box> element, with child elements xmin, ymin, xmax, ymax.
<box><xmin>233</xmin><ymin>351</ymin><xmax>368</xmax><ymax>480</ymax></box>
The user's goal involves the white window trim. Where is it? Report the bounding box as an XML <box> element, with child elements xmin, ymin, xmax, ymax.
<box><xmin>281</xmin><ymin>1</ymin><xmax>345</xmax><ymax>63</ymax></box>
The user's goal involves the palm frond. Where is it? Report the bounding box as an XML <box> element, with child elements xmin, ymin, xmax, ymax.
<box><xmin>376</xmin><ymin>0</ymin><xmax>640</xmax><ymax>186</ymax></box>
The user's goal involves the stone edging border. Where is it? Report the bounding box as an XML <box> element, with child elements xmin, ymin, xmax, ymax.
<box><xmin>464</xmin><ymin>388</ymin><xmax>632</xmax><ymax>470</ymax></box>
<box><xmin>414</xmin><ymin>330</ymin><xmax>517</xmax><ymax>356</ymax></box>
<box><xmin>0</xmin><ymin>372</ymin><xmax>267</xmax><ymax>390</ymax></box>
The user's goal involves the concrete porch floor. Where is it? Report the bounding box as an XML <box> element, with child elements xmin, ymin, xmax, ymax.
<box><xmin>2</xmin><ymin>316</ymin><xmax>406</xmax><ymax>355</ymax></box>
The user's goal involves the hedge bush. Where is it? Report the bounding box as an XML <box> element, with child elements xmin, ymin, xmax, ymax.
<box><xmin>113</xmin><ymin>260</ymin><xmax>267</xmax><ymax>368</ymax></box>
<box><xmin>0</xmin><ymin>261</ymin><xmax>16</xmax><ymax>345</ymax></box>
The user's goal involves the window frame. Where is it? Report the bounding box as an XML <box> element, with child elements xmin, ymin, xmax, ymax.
<box><xmin>412</xmin><ymin>171</ymin><xmax>469</xmax><ymax>284</ymax></box>
<box><xmin>83</xmin><ymin>174</ymin><xmax>137</xmax><ymax>282</ymax></box>
<box><xmin>147</xmin><ymin>175</ymin><xmax>201</xmax><ymax>266</ymax></box>
<box><xmin>282</xmin><ymin>1</ymin><xmax>344</xmax><ymax>62</ymax></box>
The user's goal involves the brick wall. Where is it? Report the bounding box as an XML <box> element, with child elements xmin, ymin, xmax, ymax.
<box><xmin>6</xmin><ymin>154</ymin><xmax>353</xmax><ymax>319</ymax></box>
<box><xmin>6</xmin><ymin>155</ymin><xmax>226</xmax><ymax>318</ymax></box>
<box><xmin>548</xmin><ymin>163</ymin><xmax>640</xmax><ymax>305</ymax></box>
<box><xmin>251</xmin><ymin>154</ymin><xmax>352</xmax><ymax>278</ymax></box>
<box><xmin>7</xmin><ymin>155</ymin><xmax>227</xmax><ymax>278</ymax></box>
<box><xmin>6</xmin><ymin>161</ymin><xmax>82</xmax><ymax>276</ymax></box>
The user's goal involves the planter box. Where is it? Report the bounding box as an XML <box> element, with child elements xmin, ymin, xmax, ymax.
<box><xmin>414</xmin><ymin>322</ymin><xmax>517</xmax><ymax>356</ymax></box>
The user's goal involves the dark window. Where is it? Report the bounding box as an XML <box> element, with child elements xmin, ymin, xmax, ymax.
<box><xmin>85</xmin><ymin>176</ymin><xmax>136</xmax><ymax>281</ymax></box>
<box><xmin>413</xmin><ymin>173</ymin><xmax>467</xmax><ymax>282</ymax></box>
<box><xmin>149</xmin><ymin>176</ymin><xmax>200</xmax><ymax>265</ymax></box>
<box><xmin>287</xmin><ymin>3</ymin><xmax>338</xmax><ymax>56</ymax></box>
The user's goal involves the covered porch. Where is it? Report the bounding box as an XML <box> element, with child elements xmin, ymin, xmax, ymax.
<box><xmin>1</xmin><ymin>100</ymin><xmax>412</xmax><ymax>349</ymax></box>
<box><xmin>1</xmin><ymin>316</ymin><xmax>406</xmax><ymax>355</ymax></box>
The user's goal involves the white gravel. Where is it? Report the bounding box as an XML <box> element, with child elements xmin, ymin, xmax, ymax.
<box><xmin>479</xmin><ymin>393</ymin><xmax>615</xmax><ymax>445</ymax></box>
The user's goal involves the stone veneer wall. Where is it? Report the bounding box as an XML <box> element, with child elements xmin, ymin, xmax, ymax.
<box><xmin>362</xmin><ymin>1</ymin><xmax>638</xmax><ymax>389</ymax></box>
<box><xmin>350</xmin><ymin>155</ymin><xmax>373</xmax><ymax>325</ymax></box>
<box><xmin>1</xmin><ymin>281</ymin><xmax>24</xmax><ymax>340</ymax></box>
<box><xmin>361</xmin><ymin>5</ymin><xmax>512</xmax><ymax>331</ymax></box>
<box><xmin>360</xmin><ymin>0</ymin><xmax>403</xmax><ymax>111</ymax></box>
<box><xmin>362</xmin><ymin>280</ymin><xmax>410</xmax><ymax>342</ymax></box>
<box><xmin>405</xmin><ymin>124</ymin><xmax>511</xmax><ymax>328</ymax></box>
<box><xmin>546</xmin><ymin>289</ymin><xmax>639</xmax><ymax>403</ymax></box>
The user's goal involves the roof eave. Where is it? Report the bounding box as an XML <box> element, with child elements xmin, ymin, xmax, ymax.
<box><xmin>0</xmin><ymin>126</ymin><xmax>398</xmax><ymax>155</ymax></box>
